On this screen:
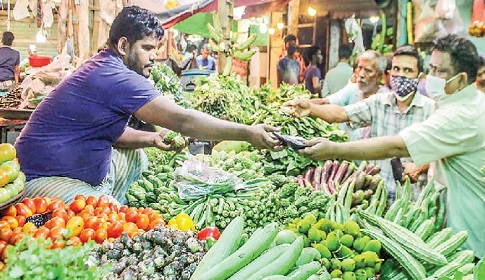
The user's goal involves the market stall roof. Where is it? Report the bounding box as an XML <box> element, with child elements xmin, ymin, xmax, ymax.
<box><xmin>145</xmin><ymin>0</ymin><xmax>291</xmax><ymax>29</ymax></box>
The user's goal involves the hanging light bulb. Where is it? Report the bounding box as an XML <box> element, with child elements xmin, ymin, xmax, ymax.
<box><xmin>308</xmin><ymin>6</ymin><xmax>317</xmax><ymax>17</ymax></box>
<box><xmin>276</xmin><ymin>22</ymin><xmax>284</xmax><ymax>29</ymax></box>
<box><xmin>259</xmin><ymin>23</ymin><xmax>268</xmax><ymax>34</ymax></box>
<box><xmin>369</xmin><ymin>16</ymin><xmax>380</xmax><ymax>24</ymax></box>
<box><xmin>268</xmin><ymin>28</ymin><xmax>275</xmax><ymax>35</ymax></box>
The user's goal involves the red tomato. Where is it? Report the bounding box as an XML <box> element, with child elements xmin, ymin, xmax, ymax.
<box><xmin>66</xmin><ymin>236</ymin><xmax>81</xmax><ymax>247</ymax></box>
<box><xmin>84</xmin><ymin>216</ymin><xmax>101</xmax><ymax>230</ymax></box>
<box><xmin>47</xmin><ymin>217</ymin><xmax>66</xmax><ymax>229</ymax></box>
<box><xmin>48</xmin><ymin>200</ymin><xmax>66</xmax><ymax>212</ymax></box>
<box><xmin>74</xmin><ymin>194</ymin><xmax>86</xmax><ymax>201</ymax></box>
<box><xmin>107</xmin><ymin>221</ymin><xmax>124</xmax><ymax>239</ymax></box>
<box><xmin>48</xmin><ymin>226</ymin><xmax>66</xmax><ymax>242</ymax></box>
<box><xmin>149</xmin><ymin>218</ymin><xmax>165</xmax><ymax>230</ymax></box>
<box><xmin>8</xmin><ymin>232</ymin><xmax>24</xmax><ymax>245</ymax></box>
<box><xmin>33</xmin><ymin>226</ymin><xmax>50</xmax><ymax>239</ymax></box>
<box><xmin>125</xmin><ymin>209</ymin><xmax>138</xmax><ymax>223</ymax></box>
<box><xmin>15</xmin><ymin>215</ymin><xmax>26</xmax><ymax>228</ymax></box>
<box><xmin>0</xmin><ymin>228</ymin><xmax>13</xmax><ymax>243</ymax></box>
<box><xmin>123</xmin><ymin>222</ymin><xmax>138</xmax><ymax>238</ymax></box>
<box><xmin>2</xmin><ymin>216</ymin><xmax>18</xmax><ymax>229</ymax></box>
<box><xmin>197</xmin><ymin>227</ymin><xmax>222</xmax><ymax>241</ymax></box>
<box><xmin>52</xmin><ymin>208</ymin><xmax>69</xmax><ymax>222</ymax></box>
<box><xmin>21</xmin><ymin>198</ymin><xmax>36</xmax><ymax>214</ymax></box>
<box><xmin>96</xmin><ymin>195</ymin><xmax>110</xmax><ymax>208</ymax></box>
<box><xmin>85</xmin><ymin>196</ymin><xmax>97</xmax><ymax>206</ymax></box>
<box><xmin>0</xmin><ymin>241</ymin><xmax>7</xmax><ymax>257</ymax></box>
<box><xmin>136</xmin><ymin>214</ymin><xmax>150</xmax><ymax>230</ymax></box>
<box><xmin>33</xmin><ymin>197</ymin><xmax>48</xmax><ymax>214</ymax></box>
<box><xmin>15</xmin><ymin>203</ymin><xmax>33</xmax><ymax>218</ymax></box>
<box><xmin>82</xmin><ymin>204</ymin><xmax>95</xmax><ymax>214</ymax></box>
<box><xmin>79</xmin><ymin>228</ymin><xmax>95</xmax><ymax>243</ymax></box>
<box><xmin>108</xmin><ymin>203</ymin><xmax>119</xmax><ymax>213</ymax></box>
<box><xmin>94</xmin><ymin>228</ymin><xmax>108</xmax><ymax>244</ymax></box>
<box><xmin>0</xmin><ymin>221</ymin><xmax>9</xmax><ymax>231</ymax></box>
<box><xmin>69</xmin><ymin>199</ymin><xmax>86</xmax><ymax>213</ymax></box>
<box><xmin>2</xmin><ymin>205</ymin><xmax>16</xmax><ymax>217</ymax></box>
<box><xmin>119</xmin><ymin>205</ymin><xmax>128</xmax><ymax>213</ymax></box>
<box><xmin>51</xmin><ymin>239</ymin><xmax>66</xmax><ymax>249</ymax></box>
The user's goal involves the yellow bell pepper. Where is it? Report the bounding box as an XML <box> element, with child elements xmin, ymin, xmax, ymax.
<box><xmin>168</xmin><ymin>213</ymin><xmax>195</xmax><ymax>232</ymax></box>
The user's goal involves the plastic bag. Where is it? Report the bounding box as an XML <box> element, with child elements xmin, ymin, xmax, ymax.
<box><xmin>175</xmin><ymin>158</ymin><xmax>246</xmax><ymax>200</ymax></box>
<box><xmin>13</xmin><ymin>0</ymin><xmax>30</xmax><ymax>20</ymax></box>
<box><xmin>435</xmin><ymin>0</ymin><xmax>456</xmax><ymax>20</ymax></box>
<box><xmin>414</xmin><ymin>0</ymin><xmax>444</xmax><ymax>42</ymax></box>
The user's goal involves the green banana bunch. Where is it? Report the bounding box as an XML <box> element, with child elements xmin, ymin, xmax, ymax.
<box><xmin>212</xmin><ymin>12</ymin><xmax>223</xmax><ymax>34</ymax></box>
<box><xmin>209</xmin><ymin>39</ymin><xmax>222</xmax><ymax>53</ymax></box>
<box><xmin>222</xmin><ymin>57</ymin><xmax>233</xmax><ymax>76</ymax></box>
<box><xmin>233</xmin><ymin>50</ymin><xmax>256</xmax><ymax>61</ymax></box>
<box><xmin>207</xmin><ymin>23</ymin><xmax>223</xmax><ymax>43</ymax></box>
<box><xmin>234</xmin><ymin>34</ymin><xmax>257</xmax><ymax>51</ymax></box>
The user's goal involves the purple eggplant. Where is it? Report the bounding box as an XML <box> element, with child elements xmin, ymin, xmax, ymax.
<box><xmin>341</xmin><ymin>163</ymin><xmax>356</xmax><ymax>184</ymax></box>
<box><xmin>364</xmin><ymin>163</ymin><xmax>375</xmax><ymax>174</ymax></box>
<box><xmin>369</xmin><ymin>175</ymin><xmax>382</xmax><ymax>191</ymax></box>
<box><xmin>354</xmin><ymin>172</ymin><xmax>367</xmax><ymax>190</ymax></box>
<box><xmin>328</xmin><ymin>180</ymin><xmax>336</xmax><ymax>194</ymax></box>
<box><xmin>303</xmin><ymin>179</ymin><xmax>313</xmax><ymax>188</ymax></box>
<box><xmin>366</xmin><ymin>164</ymin><xmax>381</xmax><ymax>176</ymax></box>
<box><xmin>313</xmin><ymin>166</ymin><xmax>323</xmax><ymax>186</ymax></box>
<box><xmin>333</xmin><ymin>160</ymin><xmax>349</xmax><ymax>184</ymax></box>
<box><xmin>304</xmin><ymin>168</ymin><xmax>315</xmax><ymax>184</ymax></box>
<box><xmin>328</xmin><ymin>160</ymin><xmax>340</xmax><ymax>182</ymax></box>
<box><xmin>296</xmin><ymin>175</ymin><xmax>305</xmax><ymax>187</ymax></box>
<box><xmin>320</xmin><ymin>160</ymin><xmax>333</xmax><ymax>184</ymax></box>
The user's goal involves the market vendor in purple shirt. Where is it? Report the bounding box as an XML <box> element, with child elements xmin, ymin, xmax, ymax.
<box><xmin>303</xmin><ymin>45</ymin><xmax>323</xmax><ymax>95</ymax></box>
<box><xmin>14</xmin><ymin>6</ymin><xmax>281</xmax><ymax>205</ymax></box>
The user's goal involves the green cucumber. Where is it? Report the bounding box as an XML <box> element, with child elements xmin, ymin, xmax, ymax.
<box><xmin>191</xmin><ymin>216</ymin><xmax>244</xmax><ymax>279</ymax></box>
<box><xmin>247</xmin><ymin>236</ymin><xmax>304</xmax><ymax>280</ymax></box>
<box><xmin>198</xmin><ymin>222</ymin><xmax>279</xmax><ymax>280</ymax></box>
<box><xmin>287</xmin><ymin>261</ymin><xmax>321</xmax><ymax>280</ymax></box>
<box><xmin>228</xmin><ymin>244</ymin><xmax>290</xmax><ymax>280</ymax></box>
<box><xmin>261</xmin><ymin>276</ymin><xmax>291</xmax><ymax>280</ymax></box>
<box><xmin>295</xmin><ymin>247</ymin><xmax>321</xmax><ymax>266</ymax></box>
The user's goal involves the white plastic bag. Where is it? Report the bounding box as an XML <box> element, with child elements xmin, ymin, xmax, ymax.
<box><xmin>13</xmin><ymin>0</ymin><xmax>30</xmax><ymax>20</ymax></box>
<box><xmin>435</xmin><ymin>0</ymin><xmax>456</xmax><ymax>20</ymax></box>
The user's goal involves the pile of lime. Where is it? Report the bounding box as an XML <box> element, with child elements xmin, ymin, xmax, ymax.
<box><xmin>285</xmin><ymin>214</ymin><xmax>384</xmax><ymax>280</ymax></box>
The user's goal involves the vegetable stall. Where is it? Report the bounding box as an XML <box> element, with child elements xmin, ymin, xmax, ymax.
<box><xmin>0</xmin><ymin>65</ymin><xmax>483</xmax><ymax>280</ymax></box>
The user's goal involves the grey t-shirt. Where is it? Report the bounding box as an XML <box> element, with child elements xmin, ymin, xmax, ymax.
<box><xmin>0</xmin><ymin>47</ymin><xmax>20</xmax><ymax>82</ymax></box>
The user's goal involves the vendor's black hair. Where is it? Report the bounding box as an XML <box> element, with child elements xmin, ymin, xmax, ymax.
<box><xmin>432</xmin><ymin>34</ymin><xmax>479</xmax><ymax>83</ymax></box>
<box><xmin>305</xmin><ymin>45</ymin><xmax>320</xmax><ymax>66</ymax></box>
<box><xmin>284</xmin><ymin>34</ymin><xmax>297</xmax><ymax>43</ymax></box>
<box><xmin>2</xmin><ymin>31</ymin><xmax>14</xmax><ymax>46</ymax></box>
<box><xmin>338</xmin><ymin>43</ymin><xmax>353</xmax><ymax>60</ymax></box>
<box><xmin>394</xmin><ymin>45</ymin><xmax>423</xmax><ymax>73</ymax></box>
<box><xmin>108</xmin><ymin>6</ymin><xmax>164</xmax><ymax>47</ymax></box>
<box><xmin>384</xmin><ymin>53</ymin><xmax>393</xmax><ymax>72</ymax></box>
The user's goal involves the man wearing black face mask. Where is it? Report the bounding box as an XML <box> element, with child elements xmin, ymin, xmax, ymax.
<box><xmin>298</xmin><ymin>35</ymin><xmax>485</xmax><ymax>259</ymax></box>
<box><xmin>283</xmin><ymin>45</ymin><xmax>435</xmax><ymax>200</ymax></box>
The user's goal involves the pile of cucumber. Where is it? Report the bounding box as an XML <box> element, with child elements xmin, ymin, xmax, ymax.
<box><xmin>191</xmin><ymin>217</ymin><xmax>329</xmax><ymax>280</ymax></box>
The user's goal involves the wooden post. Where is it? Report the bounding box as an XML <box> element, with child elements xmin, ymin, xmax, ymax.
<box><xmin>217</xmin><ymin>0</ymin><xmax>234</xmax><ymax>74</ymax></box>
<box><xmin>91</xmin><ymin>0</ymin><xmax>100</xmax><ymax>53</ymax></box>
<box><xmin>287</xmin><ymin>0</ymin><xmax>300</xmax><ymax>36</ymax></box>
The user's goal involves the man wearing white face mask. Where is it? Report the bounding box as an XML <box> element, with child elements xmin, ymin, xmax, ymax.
<box><xmin>282</xmin><ymin>45</ymin><xmax>435</xmax><ymax>200</ymax></box>
<box><xmin>299</xmin><ymin>35</ymin><xmax>484</xmax><ymax>259</ymax></box>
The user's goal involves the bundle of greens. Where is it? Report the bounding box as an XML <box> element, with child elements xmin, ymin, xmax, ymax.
<box><xmin>150</xmin><ymin>62</ymin><xmax>191</xmax><ymax>108</ymax></box>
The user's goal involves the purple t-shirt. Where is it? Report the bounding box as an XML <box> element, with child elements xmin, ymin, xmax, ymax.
<box><xmin>15</xmin><ymin>49</ymin><xmax>159</xmax><ymax>185</ymax></box>
<box><xmin>0</xmin><ymin>47</ymin><xmax>20</xmax><ymax>82</ymax></box>
<box><xmin>304</xmin><ymin>65</ymin><xmax>322</xmax><ymax>94</ymax></box>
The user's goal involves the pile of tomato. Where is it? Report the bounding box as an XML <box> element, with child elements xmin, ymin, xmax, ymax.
<box><xmin>0</xmin><ymin>194</ymin><xmax>166</xmax><ymax>262</ymax></box>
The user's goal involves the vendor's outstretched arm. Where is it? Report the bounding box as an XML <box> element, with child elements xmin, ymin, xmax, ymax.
<box><xmin>114</xmin><ymin>126</ymin><xmax>172</xmax><ymax>150</ymax></box>
<box><xmin>282</xmin><ymin>99</ymin><xmax>348</xmax><ymax>123</ymax></box>
<box><xmin>134</xmin><ymin>96</ymin><xmax>280</xmax><ymax>150</ymax></box>
<box><xmin>300</xmin><ymin>135</ymin><xmax>409</xmax><ymax>161</ymax></box>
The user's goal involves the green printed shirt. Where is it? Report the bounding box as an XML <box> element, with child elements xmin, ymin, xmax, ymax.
<box><xmin>344</xmin><ymin>92</ymin><xmax>436</xmax><ymax>197</ymax></box>
<box><xmin>400</xmin><ymin>84</ymin><xmax>485</xmax><ymax>258</ymax></box>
